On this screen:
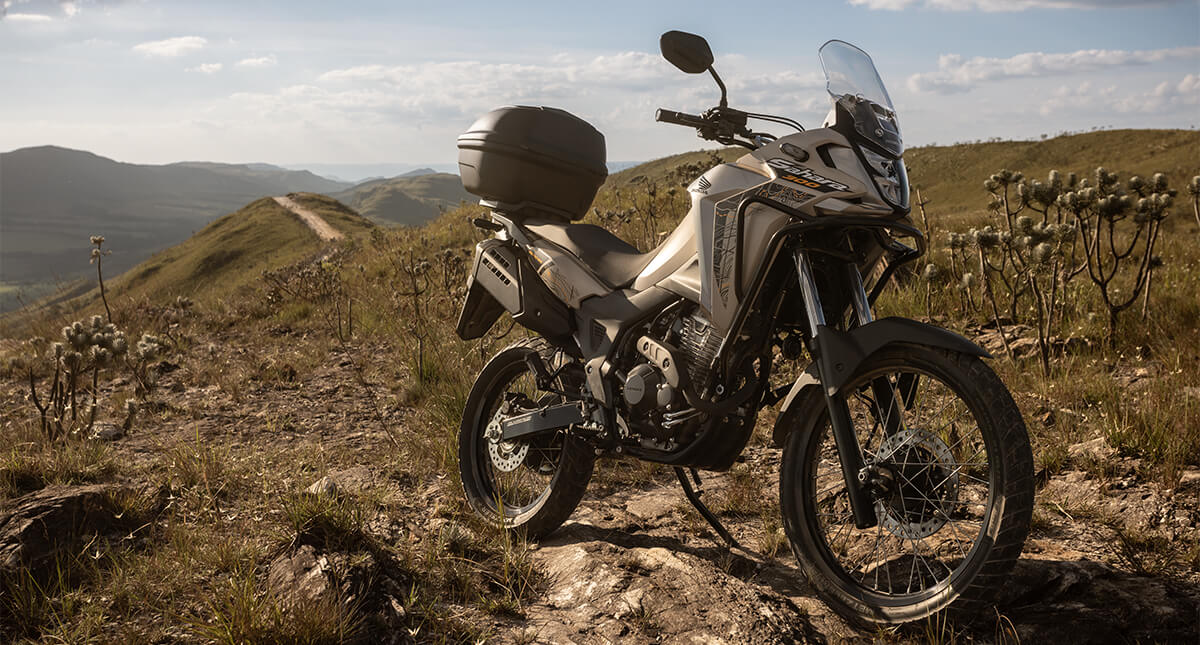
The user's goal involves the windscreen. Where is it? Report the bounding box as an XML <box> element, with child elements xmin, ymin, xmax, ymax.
<box><xmin>818</xmin><ymin>40</ymin><xmax>902</xmax><ymax>156</ymax></box>
<box><xmin>819</xmin><ymin>40</ymin><xmax>893</xmax><ymax>110</ymax></box>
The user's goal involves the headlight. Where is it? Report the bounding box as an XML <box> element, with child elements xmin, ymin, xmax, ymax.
<box><xmin>861</xmin><ymin>147</ymin><xmax>909</xmax><ymax>210</ymax></box>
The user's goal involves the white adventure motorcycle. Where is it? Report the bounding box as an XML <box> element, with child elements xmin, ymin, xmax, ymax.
<box><xmin>453</xmin><ymin>31</ymin><xmax>1033</xmax><ymax>625</ymax></box>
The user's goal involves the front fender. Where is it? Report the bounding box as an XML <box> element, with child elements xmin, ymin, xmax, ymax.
<box><xmin>770</xmin><ymin>317</ymin><xmax>989</xmax><ymax>446</ymax></box>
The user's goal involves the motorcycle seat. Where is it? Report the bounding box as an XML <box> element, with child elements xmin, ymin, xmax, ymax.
<box><xmin>526</xmin><ymin>221</ymin><xmax>657</xmax><ymax>289</ymax></box>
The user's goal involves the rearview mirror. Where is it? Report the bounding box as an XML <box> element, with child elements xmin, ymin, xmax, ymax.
<box><xmin>660</xmin><ymin>31</ymin><xmax>713</xmax><ymax>74</ymax></box>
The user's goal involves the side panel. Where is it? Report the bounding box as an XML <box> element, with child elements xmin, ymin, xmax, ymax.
<box><xmin>739</xmin><ymin>203</ymin><xmax>791</xmax><ymax>295</ymax></box>
<box><xmin>526</xmin><ymin>239</ymin><xmax>611</xmax><ymax>308</ymax></box>
<box><xmin>631</xmin><ymin>208</ymin><xmax>698</xmax><ymax>290</ymax></box>
<box><xmin>459</xmin><ymin>239</ymin><xmax>574</xmax><ymax>341</ymax></box>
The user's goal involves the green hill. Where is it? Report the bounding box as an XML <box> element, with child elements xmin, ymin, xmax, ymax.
<box><xmin>603</xmin><ymin>129</ymin><xmax>1199</xmax><ymax>225</ymax></box>
<box><xmin>109</xmin><ymin>193</ymin><xmax>373</xmax><ymax>305</ymax></box>
<box><xmin>902</xmin><ymin>129</ymin><xmax>1200</xmax><ymax>222</ymax></box>
<box><xmin>330</xmin><ymin>173</ymin><xmax>473</xmax><ymax>227</ymax></box>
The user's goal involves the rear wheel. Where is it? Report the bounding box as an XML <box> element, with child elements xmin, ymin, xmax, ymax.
<box><xmin>780</xmin><ymin>345</ymin><xmax>1033</xmax><ymax>625</ymax></box>
<box><xmin>458</xmin><ymin>338</ymin><xmax>594</xmax><ymax>538</ymax></box>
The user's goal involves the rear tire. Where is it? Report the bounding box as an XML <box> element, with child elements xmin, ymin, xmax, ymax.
<box><xmin>458</xmin><ymin>337</ymin><xmax>594</xmax><ymax>539</ymax></box>
<box><xmin>780</xmin><ymin>345</ymin><xmax>1033</xmax><ymax>625</ymax></box>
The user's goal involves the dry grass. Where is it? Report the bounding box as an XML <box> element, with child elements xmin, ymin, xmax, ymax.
<box><xmin>0</xmin><ymin>131</ymin><xmax>1196</xmax><ymax>642</ymax></box>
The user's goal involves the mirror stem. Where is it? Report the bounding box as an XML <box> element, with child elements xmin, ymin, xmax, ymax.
<box><xmin>708</xmin><ymin>67</ymin><xmax>728</xmax><ymax>108</ymax></box>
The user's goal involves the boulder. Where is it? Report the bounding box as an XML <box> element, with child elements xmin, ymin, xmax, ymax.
<box><xmin>0</xmin><ymin>483</ymin><xmax>134</xmax><ymax>576</ymax></box>
<box><xmin>267</xmin><ymin>544</ymin><xmax>333</xmax><ymax>608</ymax></box>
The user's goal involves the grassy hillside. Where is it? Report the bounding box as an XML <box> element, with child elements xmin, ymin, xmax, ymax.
<box><xmin>904</xmin><ymin>129</ymin><xmax>1200</xmax><ymax>222</ymax></box>
<box><xmin>0</xmin><ymin>146</ymin><xmax>353</xmax><ymax>289</ymax></box>
<box><xmin>110</xmin><ymin>193</ymin><xmax>374</xmax><ymax>304</ymax></box>
<box><xmin>330</xmin><ymin>172</ymin><xmax>473</xmax><ymax>227</ymax></box>
<box><xmin>604</xmin><ymin>129</ymin><xmax>1199</xmax><ymax>226</ymax></box>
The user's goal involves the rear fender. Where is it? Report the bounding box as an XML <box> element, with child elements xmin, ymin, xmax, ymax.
<box><xmin>455</xmin><ymin>238</ymin><xmax>573</xmax><ymax>342</ymax></box>
<box><xmin>770</xmin><ymin>317</ymin><xmax>989</xmax><ymax>446</ymax></box>
<box><xmin>455</xmin><ymin>278</ymin><xmax>505</xmax><ymax>340</ymax></box>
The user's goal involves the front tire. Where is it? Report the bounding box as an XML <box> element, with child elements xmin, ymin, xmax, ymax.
<box><xmin>458</xmin><ymin>337</ymin><xmax>594</xmax><ymax>539</ymax></box>
<box><xmin>780</xmin><ymin>345</ymin><xmax>1033</xmax><ymax>625</ymax></box>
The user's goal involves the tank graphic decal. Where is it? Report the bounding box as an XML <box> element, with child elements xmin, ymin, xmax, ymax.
<box><xmin>711</xmin><ymin>194</ymin><xmax>741</xmax><ymax>308</ymax></box>
<box><xmin>753</xmin><ymin>182</ymin><xmax>814</xmax><ymax>210</ymax></box>
<box><xmin>537</xmin><ymin>264</ymin><xmax>578</xmax><ymax>305</ymax></box>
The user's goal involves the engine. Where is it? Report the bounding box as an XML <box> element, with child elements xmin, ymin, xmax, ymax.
<box><xmin>618</xmin><ymin>309</ymin><xmax>724</xmax><ymax>448</ymax></box>
<box><xmin>677</xmin><ymin>313</ymin><xmax>722</xmax><ymax>392</ymax></box>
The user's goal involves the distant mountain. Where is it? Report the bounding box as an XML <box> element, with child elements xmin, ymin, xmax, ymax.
<box><xmin>330</xmin><ymin>173</ymin><xmax>474</xmax><ymax>227</ymax></box>
<box><xmin>284</xmin><ymin>162</ymin><xmax>460</xmax><ymax>183</ymax></box>
<box><xmin>0</xmin><ymin>146</ymin><xmax>354</xmax><ymax>287</ymax></box>
<box><xmin>399</xmin><ymin>167</ymin><xmax>437</xmax><ymax>178</ymax></box>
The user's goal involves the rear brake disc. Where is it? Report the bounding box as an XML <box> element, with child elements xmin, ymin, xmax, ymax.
<box><xmin>485</xmin><ymin>409</ymin><xmax>529</xmax><ymax>473</ymax></box>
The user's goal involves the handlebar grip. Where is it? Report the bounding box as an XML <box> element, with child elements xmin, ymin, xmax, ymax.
<box><xmin>656</xmin><ymin>108</ymin><xmax>706</xmax><ymax>128</ymax></box>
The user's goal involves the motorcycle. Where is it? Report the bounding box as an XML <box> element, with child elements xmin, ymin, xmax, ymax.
<box><xmin>452</xmin><ymin>30</ymin><xmax>1033</xmax><ymax>625</ymax></box>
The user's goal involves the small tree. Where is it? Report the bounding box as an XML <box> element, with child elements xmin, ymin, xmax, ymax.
<box><xmin>25</xmin><ymin>316</ymin><xmax>128</xmax><ymax>440</ymax></box>
<box><xmin>1058</xmin><ymin>168</ymin><xmax>1174</xmax><ymax>346</ymax></box>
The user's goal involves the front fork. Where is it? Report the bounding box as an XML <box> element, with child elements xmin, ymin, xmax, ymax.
<box><xmin>794</xmin><ymin>250</ymin><xmax>885</xmax><ymax>529</ymax></box>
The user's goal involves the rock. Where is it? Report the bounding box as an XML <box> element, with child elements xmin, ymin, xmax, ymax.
<box><xmin>267</xmin><ymin>544</ymin><xmax>332</xmax><ymax>608</ymax></box>
<box><xmin>305</xmin><ymin>476</ymin><xmax>339</xmax><ymax>497</ymax></box>
<box><xmin>1007</xmin><ymin>336</ymin><xmax>1041</xmax><ymax>358</ymax></box>
<box><xmin>304</xmin><ymin>466</ymin><xmax>374</xmax><ymax>498</ymax></box>
<box><xmin>0</xmin><ymin>483</ymin><xmax>134</xmax><ymax>576</ymax></box>
<box><xmin>1068</xmin><ymin>437</ymin><xmax>1115</xmax><ymax>462</ymax></box>
<box><xmin>508</xmin><ymin>522</ymin><xmax>821</xmax><ymax>644</ymax></box>
<box><xmin>89</xmin><ymin>422</ymin><xmax>124</xmax><ymax>442</ymax></box>
<box><xmin>997</xmin><ymin>559</ymin><xmax>1200</xmax><ymax>643</ymax></box>
<box><xmin>1178</xmin><ymin>469</ymin><xmax>1200</xmax><ymax>486</ymax></box>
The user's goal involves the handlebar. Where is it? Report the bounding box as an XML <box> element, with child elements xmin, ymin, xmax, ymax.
<box><xmin>656</xmin><ymin>106</ymin><xmax>761</xmax><ymax>149</ymax></box>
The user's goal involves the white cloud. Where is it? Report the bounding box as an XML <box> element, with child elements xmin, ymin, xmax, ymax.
<box><xmin>236</xmin><ymin>54</ymin><xmax>277</xmax><ymax>68</ymax></box>
<box><xmin>187</xmin><ymin>62</ymin><xmax>222</xmax><ymax>75</ymax></box>
<box><xmin>4</xmin><ymin>11</ymin><xmax>53</xmax><ymax>20</ymax></box>
<box><xmin>849</xmin><ymin>0</ymin><xmax>1185</xmax><ymax>10</ymax></box>
<box><xmin>908</xmin><ymin>46</ymin><xmax>1200</xmax><ymax>93</ymax></box>
<box><xmin>1038</xmin><ymin>74</ymin><xmax>1199</xmax><ymax>115</ymax></box>
<box><xmin>1</xmin><ymin>0</ymin><xmax>111</xmax><ymax>20</ymax></box>
<box><xmin>132</xmin><ymin>36</ymin><xmax>207</xmax><ymax>58</ymax></box>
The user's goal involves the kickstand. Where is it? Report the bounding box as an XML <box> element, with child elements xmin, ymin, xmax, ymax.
<box><xmin>674</xmin><ymin>467</ymin><xmax>740</xmax><ymax>549</ymax></box>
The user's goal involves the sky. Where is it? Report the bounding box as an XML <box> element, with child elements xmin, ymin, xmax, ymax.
<box><xmin>1</xmin><ymin>0</ymin><xmax>1197</xmax><ymax>173</ymax></box>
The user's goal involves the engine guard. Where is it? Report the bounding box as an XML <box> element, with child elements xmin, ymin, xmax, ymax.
<box><xmin>770</xmin><ymin>317</ymin><xmax>989</xmax><ymax>447</ymax></box>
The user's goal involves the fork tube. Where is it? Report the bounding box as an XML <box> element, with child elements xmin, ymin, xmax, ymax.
<box><xmin>846</xmin><ymin>263</ymin><xmax>873</xmax><ymax>326</ymax></box>
<box><xmin>846</xmin><ymin>263</ymin><xmax>908</xmax><ymax>437</ymax></box>
<box><xmin>795</xmin><ymin>251</ymin><xmax>878</xmax><ymax>529</ymax></box>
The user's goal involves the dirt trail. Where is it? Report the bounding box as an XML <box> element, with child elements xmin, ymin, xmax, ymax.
<box><xmin>273</xmin><ymin>195</ymin><xmax>344</xmax><ymax>242</ymax></box>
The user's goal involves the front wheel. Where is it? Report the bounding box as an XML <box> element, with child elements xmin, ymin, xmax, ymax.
<box><xmin>458</xmin><ymin>337</ymin><xmax>595</xmax><ymax>539</ymax></box>
<box><xmin>780</xmin><ymin>345</ymin><xmax>1033</xmax><ymax>625</ymax></box>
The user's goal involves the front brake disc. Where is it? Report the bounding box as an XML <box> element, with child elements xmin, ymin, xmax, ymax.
<box><xmin>874</xmin><ymin>426</ymin><xmax>959</xmax><ymax>540</ymax></box>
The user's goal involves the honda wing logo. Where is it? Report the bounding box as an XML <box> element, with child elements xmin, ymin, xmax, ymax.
<box><xmin>691</xmin><ymin>175</ymin><xmax>713</xmax><ymax>194</ymax></box>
